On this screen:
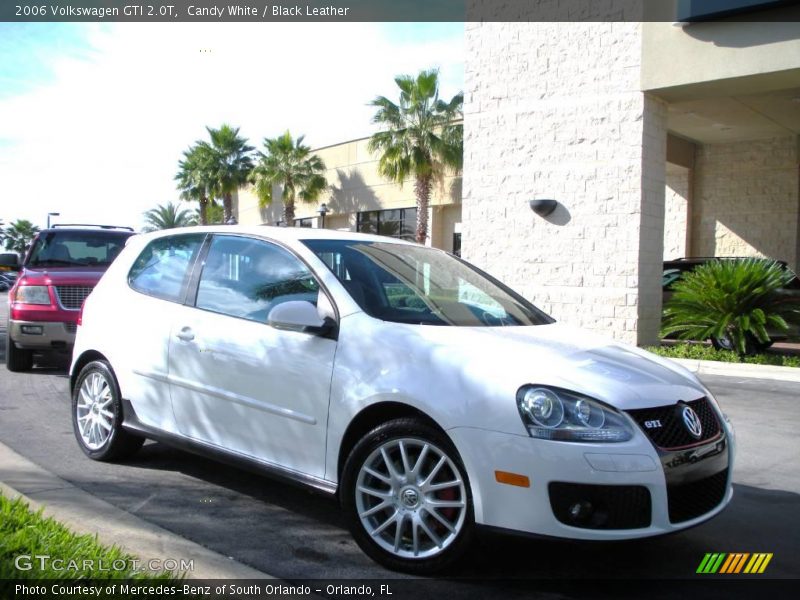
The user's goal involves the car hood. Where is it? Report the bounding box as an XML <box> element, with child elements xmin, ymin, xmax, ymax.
<box><xmin>400</xmin><ymin>321</ymin><xmax>707</xmax><ymax>411</ymax></box>
<box><xmin>21</xmin><ymin>266</ymin><xmax>107</xmax><ymax>286</ymax></box>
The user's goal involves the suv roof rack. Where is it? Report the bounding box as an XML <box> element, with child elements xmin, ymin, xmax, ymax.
<box><xmin>51</xmin><ymin>224</ymin><xmax>134</xmax><ymax>231</ymax></box>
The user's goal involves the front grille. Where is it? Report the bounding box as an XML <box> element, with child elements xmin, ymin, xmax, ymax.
<box><xmin>549</xmin><ymin>482</ymin><xmax>651</xmax><ymax>529</ymax></box>
<box><xmin>55</xmin><ymin>286</ymin><xmax>93</xmax><ymax>310</ymax></box>
<box><xmin>667</xmin><ymin>469</ymin><xmax>729</xmax><ymax>523</ymax></box>
<box><xmin>627</xmin><ymin>397</ymin><xmax>720</xmax><ymax>450</ymax></box>
<box><xmin>64</xmin><ymin>323</ymin><xmax>77</xmax><ymax>334</ymax></box>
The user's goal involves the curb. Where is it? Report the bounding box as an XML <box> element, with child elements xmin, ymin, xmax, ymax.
<box><xmin>0</xmin><ymin>442</ymin><xmax>273</xmax><ymax>580</ymax></box>
<box><xmin>671</xmin><ymin>358</ymin><xmax>800</xmax><ymax>383</ymax></box>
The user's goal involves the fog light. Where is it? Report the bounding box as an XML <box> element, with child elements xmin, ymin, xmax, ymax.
<box><xmin>21</xmin><ymin>325</ymin><xmax>44</xmax><ymax>335</ymax></box>
<box><xmin>569</xmin><ymin>501</ymin><xmax>593</xmax><ymax>523</ymax></box>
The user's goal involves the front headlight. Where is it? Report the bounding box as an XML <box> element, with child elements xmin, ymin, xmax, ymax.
<box><xmin>517</xmin><ymin>385</ymin><xmax>633</xmax><ymax>442</ymax></box>
<box><xmin>15</xmin><ymin>285</ymin><xmax>51</xmax><ymax>305</ymax></box>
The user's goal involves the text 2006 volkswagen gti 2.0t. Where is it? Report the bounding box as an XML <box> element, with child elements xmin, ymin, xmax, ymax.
<box><xmin>70</xmin><ymin>226</ymin><xmax>734</xmax><ymax>573</ymax></box>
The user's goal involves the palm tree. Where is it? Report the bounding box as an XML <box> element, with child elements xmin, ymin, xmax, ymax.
<box><xmin>175</xmin><ymin>143</ymin><xmax>216</xmax><ymax>225</ymax></box>
<box><xmin>195</xmin><ymin>201</ymin><xmax>224</xmax><ymax>225</ymax></box>
<box><xmin>204</xmin><ymin>125</ymin><xmax>254</xmax><ymax>223</ymax></box>
<box><xmin>369</xmin><ymin>69</ymin><xmax>463</xmax><ymax>244</ymax></box>
<box><xmin>249</xmin><ymin>131</ymin><xmax>328</xmax><ymax>227</ymax></box>
<box><xmin>3</xmin><ymin>219</ymin><xmax>40</xmax><ymax>255</ymax></box>
<box><xmin>661</xmin><ymin>258</ymin><xmax>800</xmax><ymax>355</ymax></box>
<box><xmin>142</xmin><ymin>202</ymin><xmax>198</xmax><ymax>232</ymax></box>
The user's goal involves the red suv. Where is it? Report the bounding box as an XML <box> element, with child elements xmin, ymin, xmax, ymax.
<box><xmin>6</xmin><ymin>225</ymin><xmax>135</xmax><ymax>371</ymax></box>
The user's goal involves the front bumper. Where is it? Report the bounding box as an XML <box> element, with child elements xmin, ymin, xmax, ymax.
<box><xmin>8</xmin><ymin>319</ymin><xmax>76</xmax><ymax>350</ymax></box>
<box><xmin>448</xmin><ymin>424</ymin><xmax>733</xmax><ymax>540</ymax></box>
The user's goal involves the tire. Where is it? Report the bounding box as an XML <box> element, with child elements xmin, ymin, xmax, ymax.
<box><xmin>711</xmin><ymin>333</ymin><xmax>772</xmax><ymax>354</ymax></box>
<box><xmin>72</xmin><ymin>360</ymin><xmax>144</xmax><ymax>461</ymax></box>
<box><xmin>5</xmin><ymin>334</ymin><xmax>33</xmax><ymax>372</ymax></box>
<box><xmin>341</xmin><ymin>417</ymin><xmax>474</xmax><ymax>574</ymax></box>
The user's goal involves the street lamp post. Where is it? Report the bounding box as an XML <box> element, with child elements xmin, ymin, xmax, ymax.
<box><xmin>317</xmin><ymin>203</ymin><xmax>329</xmax><ymax>229</ymax></box>
<box><xmin>47</xmin><ymin>212</ymin><xmax>60</xmax><ymax>228</ymax></box>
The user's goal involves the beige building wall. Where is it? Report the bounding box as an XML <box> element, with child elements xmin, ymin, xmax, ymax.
<box><xmin>664</xmin><ymin>163</ymin><xmax>690</xmax><ymax>260</ymax></box>
<box><xmin>642</xmin><ymin>17</ymin><xmax>800</xmax><ymax>101</ymax></box>
<box><xmin>237</xmin><ymin>136</ymin><xmax>462</xmax><ymax>251</ymax></box>
<box><xmin>691</xmin><ymin>136</ymin><xmax>800</xmax><ymax>270</ymax></box>
<box><xmin>463</xmin><ymin>21</ymin><xmax>667</xmax><ymax>345</ymax></box>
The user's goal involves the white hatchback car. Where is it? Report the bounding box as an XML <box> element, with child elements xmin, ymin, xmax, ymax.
<box><xmin>70</xmin><ymin>226</ymin><xmax>734</xmax><ymax>572</ymax></box>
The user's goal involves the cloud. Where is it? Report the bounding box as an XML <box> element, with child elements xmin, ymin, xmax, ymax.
<box><xmin>0</xmin><ymin>23</ymin><xmax>463</xmax><ymax>230</ymax></box>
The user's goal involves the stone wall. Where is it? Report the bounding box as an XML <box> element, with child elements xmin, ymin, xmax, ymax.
<box><xmin>692</xmin><ymin>136</ymin><xmax>799</xmax><ymax>270</ymax></box>
<box><xmin>664</xmin><ymin>163</ymin><xmax>690</xmax><ymax>260</ymax></box>
<box><xmin>463</xmin><ymin>22</ymin><xmax>667</xmax><ymax>345</ymax></box>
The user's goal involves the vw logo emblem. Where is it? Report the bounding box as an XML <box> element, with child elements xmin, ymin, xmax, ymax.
<box><xmin>682</xmin><ymin>406</ymin><xmax>703</xmax><ymax>439</ymax></box>
<box><xmin>401</xmin><ymin>488</ymin><xmax>419</xmax><ymax>508</ymax></box>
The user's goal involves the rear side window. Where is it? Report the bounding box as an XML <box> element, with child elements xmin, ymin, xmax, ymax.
<box><xmin>128</xmin><ymin>235</ymin><xmax>205</xmax><ymax>302</ymax></box>
<box><xmin>195</xmin><ymin>235</ymin><xmax>319</xmax><ymax>323</ymax></box>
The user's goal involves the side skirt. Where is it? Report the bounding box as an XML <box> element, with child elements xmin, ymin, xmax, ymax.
<box><xmin>121</xmin><ymin>399</ymin><xmax>338</xmax><ymax>497</ymax></box>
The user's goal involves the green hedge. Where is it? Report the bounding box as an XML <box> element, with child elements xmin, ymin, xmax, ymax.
<box><xmin>645</xmin><ymin>343</ymin><xmax>800</xmax><ymax>368</ymax></box>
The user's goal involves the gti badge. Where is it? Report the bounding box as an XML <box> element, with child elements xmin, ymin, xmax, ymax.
<box><xmin>682</xmin><ymin>406</ymin><xmax>703</xmax><ymax>439</ymax></box>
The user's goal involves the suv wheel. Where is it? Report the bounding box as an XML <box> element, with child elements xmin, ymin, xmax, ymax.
<box><xmin>5</xmin><ymin>334</ymin><xmax>33</xmax><ymax>372</ymax></box>
<box><xmin>341</xmin><ymin>418</ymin><xmax>474</xmax><ymax>573</ymax></box>
<box><xmin>72</xmin><ymin>361</ymin><xmax>144</xmax><ymax>461</ymax></box>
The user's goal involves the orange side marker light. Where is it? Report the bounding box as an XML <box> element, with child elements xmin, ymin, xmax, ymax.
<box><xmin>495</xmin><ymin>471</ymin><xmax>530</xmax><ymax>488</ymax></box>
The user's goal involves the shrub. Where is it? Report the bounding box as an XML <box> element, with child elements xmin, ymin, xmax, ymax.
<box><xmin>661</xmin><ymin>258</ymin><xmax>800</xmax><ymax>355</ymax></box>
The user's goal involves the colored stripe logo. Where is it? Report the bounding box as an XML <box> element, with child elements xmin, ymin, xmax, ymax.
<box><xmin>697</xmin><ymin>553</ymin><xmax>773</xmax><ymax>574</ymax></box>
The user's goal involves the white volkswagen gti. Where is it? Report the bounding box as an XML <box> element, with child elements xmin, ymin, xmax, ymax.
<box><xmin>70</xmin><ymin>226</ymin><xmax>734</xmax><ymax>573</ymax></box>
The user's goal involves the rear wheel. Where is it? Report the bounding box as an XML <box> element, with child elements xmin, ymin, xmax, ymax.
<box><xmin>5</xmin><ymin>334</ymin><xmax>33</xmax><ymax>372</ymax></box>
<box><xmin>72</xmin><ymin>360</ymin><xmax>144</xmax><ymax>461</ymax></box>
<box><xmin>341</xmin><ymin>418</ymin><xmax>473</xmax><ymax>573</ymax></box>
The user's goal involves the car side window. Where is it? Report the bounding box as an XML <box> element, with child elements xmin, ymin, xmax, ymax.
<box><xmin>195</xmin><ymin>235</ymin><xmax>320</xmax><ymax>323</ymax></box>
<box><xmin>128</xmin><ymin>234</ymin><xmax>205</xmax><ymax>302</ymax></box>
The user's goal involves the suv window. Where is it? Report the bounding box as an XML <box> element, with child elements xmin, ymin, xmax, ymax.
<box><xmin>196</xmin><ymin>235</ymin><xmax>319</xmax><ymax>323</ymax></box>
<box><xmin>27</xmin><ymin>230</ymin><xmax>133</xmax><ymax>267</ymax></box>
<box><xmin>128</xmin><ymin>234</ymin><xmax>205</xmax><ymax>302</ymax></box>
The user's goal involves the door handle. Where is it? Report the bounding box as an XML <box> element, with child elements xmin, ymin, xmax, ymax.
<box><xmin>175</xmin><ymin>327</ymin><xmax>195</xmax><ymax>342</ymax></box>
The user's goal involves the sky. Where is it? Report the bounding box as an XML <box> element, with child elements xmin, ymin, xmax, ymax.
<box><xmin>0</xmin><ymin>22</ymin><xmax>463</xmax><ymax>231</ymax></box>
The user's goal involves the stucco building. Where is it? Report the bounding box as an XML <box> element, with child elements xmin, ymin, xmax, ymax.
<box><xmin>237</xmin><ymin>2</ymin><xmax>800</xmax><ymax>347</ymax></box>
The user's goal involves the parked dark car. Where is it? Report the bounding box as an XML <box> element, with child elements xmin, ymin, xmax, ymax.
<box><xmin>0</xmin><ymin>252</ymin><xmax>20</xmax><ymax>291</ymax></box>
<box><xmin>6</xmin><ymin>225</ymin><xmax>136</xmax><ymax>371</ymax></box>
<box><xmin>662</xmin><ymin>256</ymin><xmax>800</xmax><ymax>348</ymax></box>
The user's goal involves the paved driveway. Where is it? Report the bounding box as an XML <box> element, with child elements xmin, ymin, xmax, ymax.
<box><xmin>1</xmin><ymin>291</ymin><xmax>798</xmax><ymax>596</ymax></box>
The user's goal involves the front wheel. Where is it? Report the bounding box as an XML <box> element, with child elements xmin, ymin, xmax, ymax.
<box><xmin>341</xmin><ymin>418</ymin><xmax>474</xmax><ymax>574</ymax></box>
<box><xmin>5</xmin><ymin>334</ymin><xmax>33</xmax><ymax>372</ymax></box>
<box><xmin>72</xmin><ymin>360</ymin><xmax>144</xmax><ymax>461</ymax></box>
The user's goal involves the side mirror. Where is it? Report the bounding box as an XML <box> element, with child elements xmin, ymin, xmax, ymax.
<box><xmin>0</xmin><ymin>253</ymin><xmax>20</xmax><ymax>272</ymax></box>
<box><xmin>267</xmin><ymin>301</ymin><xmax>334</xmax><ymax>336</ymax></box>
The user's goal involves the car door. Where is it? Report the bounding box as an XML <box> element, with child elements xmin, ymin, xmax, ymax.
<box><xmin>120</xmin><ymin>233</ymin><xmax>206</xmax><ymax>432</ymax></box>
<box><xmin>168</xmin><ymin>234</ymin><xmax>337</xmax><ymax>478</ymax></box>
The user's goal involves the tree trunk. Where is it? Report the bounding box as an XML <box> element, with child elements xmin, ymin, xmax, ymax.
<box><xmin>414</xmin><ymin>174</ymin><xmax>432</xmax><ymax>244</ymax></box>
<box><xmin>284</xmin><ymin>198</ymin><xmax>296</xmax><ymax>227</ymax></box>
<box><xmin>199</xmin><ymin>196</ymin><xmax>208</xmax><ymax>225</ymax></box>
<box><xmin>223</xmin><ymin>193</ymin><xmax>233</xmax><ymax>224</ymax></box>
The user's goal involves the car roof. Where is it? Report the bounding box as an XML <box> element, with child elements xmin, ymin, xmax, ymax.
<box><xmin>136</xmin><ymin>225</ymin><xmax>420</xmax><ymax>247</ymax></box>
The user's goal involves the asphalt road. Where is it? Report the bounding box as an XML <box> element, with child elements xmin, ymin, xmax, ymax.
<box><xmin>1</xmin><ymin>292</ymin><xmax>798</xmax><ymax>598</ymax></box>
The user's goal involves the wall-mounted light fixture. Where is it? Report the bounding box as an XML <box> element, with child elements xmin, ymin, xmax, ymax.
<box><xmin>529</xmin><ymin>199</ymin><xmax>557</xmax><ymax>217</ymax></box>
<box><xmin>317</xmin><ymin>202</ymin><xmax>329</xmax><ymax>228</ymax></box>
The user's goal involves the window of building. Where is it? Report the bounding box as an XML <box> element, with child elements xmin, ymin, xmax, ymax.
<box><xmin>195</xmin><ymin>235</ymin><xmax>319</xmax><ymax>323</ymax></box>
<box><xmin>357</xmin><ymin>207</ymin><xmax>417</xmax><ymax>241</ymax></box>
<box><xmin>128</xmin><ymin>234</ymin><xmax>205</xmax><ymax>303</ymax></box>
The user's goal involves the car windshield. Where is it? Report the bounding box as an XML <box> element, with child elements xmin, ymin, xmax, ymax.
<box><xmin>27</xmin><ymin>231</ymin><xmax>132</xmax><ymax>268</ymax></box>
<box><xmin>303</xmin><ymin>239</ymin><xmax>554</xmax><ymax>327</ymax></box>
